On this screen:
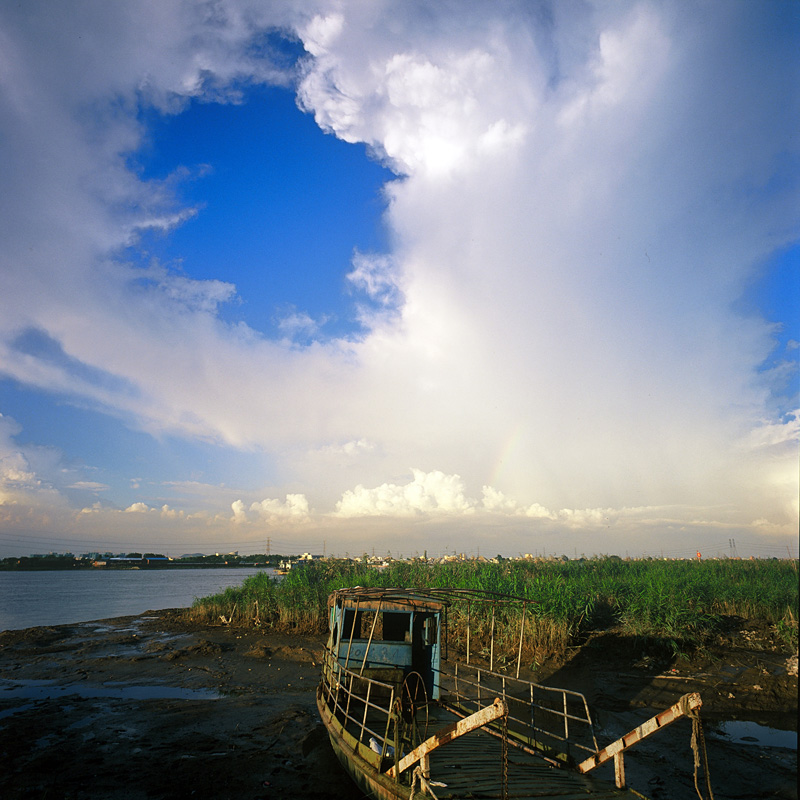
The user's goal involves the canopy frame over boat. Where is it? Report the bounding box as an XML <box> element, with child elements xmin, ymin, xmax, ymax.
<box><xmin>316</xmin><ymin>586</ymin><xmax>708</xmax><ymax>800</ymax></box>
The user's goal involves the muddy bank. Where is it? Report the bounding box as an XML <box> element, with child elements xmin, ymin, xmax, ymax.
<box><xmin>0</xmin><ymin>611</ymin><xmax>796</xmax><ymax>799</ymax></box>
<box><xmin>525</xmin><ymin>628</ymin><xmax>797</xmax><ymax>800</ymax></box>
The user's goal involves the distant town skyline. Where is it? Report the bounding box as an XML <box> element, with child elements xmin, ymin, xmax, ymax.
<box><xmin>1</xmin><ymin>1</ymin><xmax>797</xmax><ymax>560</ymax></box>
<box><xmin>4</xmin><ymin>548</ymin><xmax>791</xmax><ymax>565</ymax></box>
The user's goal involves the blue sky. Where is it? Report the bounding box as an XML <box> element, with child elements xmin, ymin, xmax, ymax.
<box><xmin>134</xmin><ymin>84</ymin><xmax>393</xmax><ymax>338</ymax></box>
<box><xmin>0</xmin><ymin>0</ymin><xmax>797</xmax><ymax>559</ymax></box>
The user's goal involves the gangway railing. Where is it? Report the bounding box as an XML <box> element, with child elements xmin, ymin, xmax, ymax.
<box><xmin>439</xmin><ymin>661</ymin><xmax>598</xmax><ymax>765</ymax></box>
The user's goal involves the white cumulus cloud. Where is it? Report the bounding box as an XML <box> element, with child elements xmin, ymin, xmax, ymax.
<box><xmin>232</xmin><ymin>494</ymin><xmax>311</xmax><ymax>524</ymax></box>
<box><xmin>125</xmin><ymin>502</ymin><xmax>151</xmax><ymax>513</ymax></box>
<box><xmin>336</xmin><ymin>469</ymin><xmax>473</xmax><ymax>517</ymax></box>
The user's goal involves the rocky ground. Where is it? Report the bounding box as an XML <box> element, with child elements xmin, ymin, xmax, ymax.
<box><xmin>0</xmin><ymin>611</ymin><xmax>796</xmax><ymax>799</ymax></box>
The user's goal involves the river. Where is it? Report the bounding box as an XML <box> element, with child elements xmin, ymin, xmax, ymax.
<box><xmin>0</xmin><ymin>568</ymin><xmax>272</xmax><ymax>631</ymax></box>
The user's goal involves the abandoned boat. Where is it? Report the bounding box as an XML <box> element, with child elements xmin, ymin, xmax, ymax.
<box><xmin>316</xmin><ymin>586</ymin><xmax>711</xmax><ymax>800</ymax></box>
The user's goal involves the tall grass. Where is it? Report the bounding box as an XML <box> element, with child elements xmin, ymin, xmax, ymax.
<box><xmin>187</xmin><ymin>558</ymin><xmax>799</xmax><ymax>662</ymax></box>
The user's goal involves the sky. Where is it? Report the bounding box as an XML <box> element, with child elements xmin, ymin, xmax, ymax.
<box><xmin>0</xmin><ymin>0</ymin><xmax>797</xmax><ymax>560</ymax></box>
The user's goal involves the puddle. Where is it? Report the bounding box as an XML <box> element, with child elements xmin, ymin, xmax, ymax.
<box><xmin>707</xmin><ymin>720</ymin><xmax>797</xmax><ymax>750</ymax></box>
<box><xmin>55</xmin><ymin>622</ymin><xmax>193</xmax><ymax>659</ymax></box>
<box><xmin>0</xmin><ymin>701</ymin><xmax>35</xmax><ymax>721</ymax></box>
<box><xmin>0</xmin><ymin>678</ymin><xmax>220</xmax><ymax>703</ymax></box>
<box><xmin>76</xmin><ymin>621</ymin><xmax>140</xmax><ymax>635</ymax></box>
<box><xmin>85</xmin><ymin>645</ymin><xmax>144</xmax><ymax>659</ymax></box>
<box><xmin>82</xmin><ymin>624</ymin><xmax>116</xmax><ymax>634</ymax></box>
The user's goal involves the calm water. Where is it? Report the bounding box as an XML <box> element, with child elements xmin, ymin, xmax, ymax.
<box><xmin>708</xmin><ymin>719</ymin><xmax>797</xmax><ymax>749</ymax></box>
<box><xmin>0</xmin><ymin>568</ymin><xmax>272</xmax><ymax>632</ymax></box>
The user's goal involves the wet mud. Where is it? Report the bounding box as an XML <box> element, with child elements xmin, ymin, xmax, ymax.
<box><xmin>0</xmin><ymin>611</ymin><xmax>796</xmax><ymax>799</ymax></box>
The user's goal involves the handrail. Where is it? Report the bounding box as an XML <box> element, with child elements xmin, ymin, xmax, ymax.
<box><xmin>320</xmin><ymin>647</ymin><xmax>398</xmax><ymax>758</ymax></box>
<box><xmin>386</xmin><ymin>698</ymin><xmax>508</xmax><ymax>778</ymax></box>
<box><xmin>578</xmin><ymin>692</ymin><xmax>702</xmax><ymax>789</ymax></box>
<box><xmin>440</xmin><ymin>661</ymin><xmax>598</xmax><ymax>761</ymax></box>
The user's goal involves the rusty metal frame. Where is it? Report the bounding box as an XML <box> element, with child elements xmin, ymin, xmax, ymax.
<box><xmin>442</xmin><ymin>660</ymin><xmax>598</xmax><ymax>761</ymax></box>
<box><xmin>578</xmin><ymin>692</ymin><xmax>702</xmax><ymax>789</ymax></box>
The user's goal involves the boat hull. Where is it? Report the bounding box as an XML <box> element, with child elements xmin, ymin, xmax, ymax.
<box><xmin>316</xmin><ymin>686</ymin><xmax>405</xmax><ymax>800</ymax></box>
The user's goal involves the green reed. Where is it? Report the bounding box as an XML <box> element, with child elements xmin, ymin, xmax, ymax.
<box><xmin>187</xmin><ymin>557</ymin><xmax>798</xmax><ymax>662</ymax></box>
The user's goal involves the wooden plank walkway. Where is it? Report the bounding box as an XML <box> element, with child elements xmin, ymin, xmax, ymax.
<box><xmin>337</xmin><ymin>705</ymin><xmax>644</xmax><ymax>799</ymax></box>
<box><xmin>423</xmin><ymin>711</ymin><xmax>643</xmax><ymax>799</ymax></box>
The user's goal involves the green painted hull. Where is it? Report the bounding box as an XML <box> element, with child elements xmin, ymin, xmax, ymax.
<box><xmin>317</xmin><ymin>686</ymin><xmax>405</xmax><ymax>800</ymax></box>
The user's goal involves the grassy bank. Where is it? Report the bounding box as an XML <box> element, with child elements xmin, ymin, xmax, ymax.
<box><xmin>187</xmin><ymin>558</ymin><xmax>798</xmax><ymax>663</ymax></box>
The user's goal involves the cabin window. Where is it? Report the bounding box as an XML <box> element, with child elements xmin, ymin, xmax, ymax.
<box><xmin>422</xmin><ymin>616</ymin><xmax>438</xmax><ymax>646</ymax></box>
<box><xmin>382</xmin><ymin>612</ymin><xmax>411</xmax><ymax>642</ymax></box>
<box><xmin>342</xmin><ymin>609</ymin><xmax>362</xmax><ymax>639</ymax></box>
<box><xmin>338</xmin><ymin>607</ymin><xmax>415</xmax><ymax>642</ymax></box>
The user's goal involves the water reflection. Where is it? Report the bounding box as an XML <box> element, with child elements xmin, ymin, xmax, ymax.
<box><xmin>706</xmin><ymin>719</ymin><xmax>797</xmax><ymax>750</ymax></box>
<box><xmin>0</xmin><ymin>677</ymin><xmax>220</xmax><ymax>708</ymax></box>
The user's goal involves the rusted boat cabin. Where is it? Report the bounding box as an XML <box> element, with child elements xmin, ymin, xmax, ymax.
<box><xmin>324</xmin><ymin>587</ymin><xmax>443</xmax><ymax>700</ymax></box>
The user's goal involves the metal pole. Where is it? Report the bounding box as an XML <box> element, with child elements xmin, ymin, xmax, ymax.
<box><xmin>490</xmin><ymin>605</ymin><xmax>495</xmax><ymax>672</ymax></box>
<box><xmin>466</xmin><ymin>601</ymin><xmax>471</xmax><ymax>665</ymax></box>
<box><xmin>516</xmin><ymin>603</ymin><xmax>526</xmax><ymax>679</ymax></box>
<box><xmin>343</xmin><ymin>598</ymin><xmax>360</xmax><ymax>671</ymax></box>
<box><xmin>360</xmin><ymin>601</ymin><xmax>382</xmax><ymax>675</ymax></box>
<box><xmin>361</xmin><ymin>679</ymin><xmax>372</xmax><ymax>744</ymax></box>
<box><xmin>614</xmin><ymin>752</ymin><xmax>626</xmax><ymax>788</ymax></box>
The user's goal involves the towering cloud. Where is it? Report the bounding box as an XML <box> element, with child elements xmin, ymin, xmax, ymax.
<box><xmin>0</xmin><ymin>1</ymin><xmax>796</xmax><ymax>555</ymax></box>
<box><xmin>294</xmin><ymin>1</ymin><xmax>798</xmax><ymax>528</ymax></box>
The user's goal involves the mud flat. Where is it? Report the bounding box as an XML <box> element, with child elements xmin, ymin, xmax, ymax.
<box><xmin>0</xmin><ymin>611</ymin><xmax>796</xmax><ymax>799</ymax></box>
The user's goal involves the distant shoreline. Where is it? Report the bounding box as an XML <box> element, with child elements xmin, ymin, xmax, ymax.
<box><xmin>0</xmin><ymin>555</ymin><xmax>278</xmax><ymax>571</ymax></box>
<box><xmin>0</xmin><ymin>563</ymin><xmax>273</xmax><ymax>571</ymax></box>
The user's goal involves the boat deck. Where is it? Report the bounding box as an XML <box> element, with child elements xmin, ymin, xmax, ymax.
<box><xmin>426</xmin><ymin>729</ymin><xmax>638</xmax><ymax>799</ymax></box>
<box><xmin>340</xmin><ymin>704</ymin><xmax>642</xmax><ymax>799</ymax></box>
